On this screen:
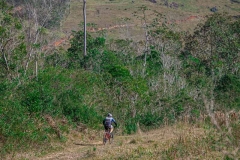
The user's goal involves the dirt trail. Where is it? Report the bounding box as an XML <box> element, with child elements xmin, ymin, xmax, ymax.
<box><xmin>42</xmin><ymin>15</ymin><xmax>202</xmax><ymax>51</ymax></box>
<box><xmin>11</xmin><ymin>123</ymin><xmax>213</xmax><ymax>160</ymax></box>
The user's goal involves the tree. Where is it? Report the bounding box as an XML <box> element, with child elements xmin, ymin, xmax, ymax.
<box><xmin>83</xmin><ymin>0</ymin><xmax>87</xmax><ymax>57</ymax></box>
<box><xmin>133</xmin><ymin>5</ymin><xmax>164</xmax><ymax>77</ymax></box>
<box><xmin>67</xmin><ymin>30</ymin><xmax>105</xmax><ymax>70</ymax></box>
<box><xmin>0</xmin><ymin>1</ymin><xmax>26</xmax><ymax>80</ymax></box>
<box><xmin>181</xmin><ymin>14</ymin><xmax>240</xmax><ymax>150</ymax></box>
<box><xmin>6</xmin><ymin>0</ymin><xmax>71</xmax><ymax>78</ymax></box>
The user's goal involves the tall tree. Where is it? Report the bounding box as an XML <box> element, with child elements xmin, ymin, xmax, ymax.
<box><xmin>83</xmin><ymin>0</ymin><xmax>87</xmax><ymax>57</ymax></box>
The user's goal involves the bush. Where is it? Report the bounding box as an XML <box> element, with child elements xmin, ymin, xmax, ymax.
<box><xmin>0</xmin><ymin>99</ymin><xmax>50</xmax><ymax>155</ymax></box>
<box><xmin>124</xmin><ymin>118</ymin><xmax>138</xmax><ymax>134</ymax></box>
<box><xmin>140</xmin><ymin>112</ymin><xmax>164</xmax><ymax>128</ymax></box>
<box><xmin>215</xmin><ymin>74</ymin><xmax>240</xmax><ymax>109</ymax></box>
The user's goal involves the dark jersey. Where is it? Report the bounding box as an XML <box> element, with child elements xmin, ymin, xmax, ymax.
<box><xmin>103</xmin><ymin>117</ymin><xmax>117</xmax><ymax>127</ymax></box>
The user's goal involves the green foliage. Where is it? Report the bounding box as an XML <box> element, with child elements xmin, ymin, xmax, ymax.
<box><xmin>21</xmin><ymin>83</ymin><xmax>54</xmax><ymax>115</ymax></box>
<box><xmin>0</xmin><ymin>1</ymin><xmax>26</xmax><ymax>79</ymax></box>
<box><xmin>45</xmin><ymin>49</ymin><xmax>69</xmax><ymax>67</ymax></box>
<box><xmin>173</xmin><ymin>90</ymin><xmax>196</xmax><ymax>115</ymax></box>
<box><xmin>183</xmin><ymin>13</ymin><xmax>239</xmax><ymax>76</ymax></box>
<box><xmin>63</xmin><ymin>104</ymin><xmax>101</xmax><ymax>128</ymax></box>
<box><xmin>124</xmin><ymin>118</ymin><xmax>138</xmax><ymax>134</ymax></box>
<box><xmin>145</xmin><ymin>48</ymin><xmax>163</xmax><ymax>76</ymax></box>
<box><xmin>35</xmin><ymin>68</ymin><xmax>103</xmax><ymax>128</ymax></box>
<box><xmin>0</xmin><ymin>67</ymin><xmax>105</xmax><ymax>155</ymax></box>
<box><xmin>0</xmin><ymin>83</ymin><xmax>51</xmax><ymax>155</ymax></box>
<box><xmin>224</xmin><ymin>156</ymin><xmax>234</xmax><ymax>160</ymax></box>
<box><xmin>108</xmin><ymin>65</ymin><xmax>131</xmax><ymax>81</ymax></box>
<box><xmin>0</xmin><ymin>5</ymin><xmax>240</xmax><ymax>157</ymax></box>
<box><xmin>101</xmin><ymin>50</ymin><xmax>124</xmax><ymax>71</ymax></box>
<box><xmin>127</xmin><ymin>77</ymin><xmax>148</xmax><ymax>95</ymax></box>
<box><xmin>181</xmin><ymin>13</ymin><xmax>240</xmax><ymax>110</ymax></box>
<box><xmin>215</xmin><ymin>74</ymin><xmax>240</xmax><ymax>109</ymax></box>
<box><xmin>139</xmin><ymin>112</ymin><xmax>164</xmax><ymax>128</ymax></box>
<box><xmin>67</xmin><ymin>30</ymin><xmax>106</xmax><ymax>70</ymax></box>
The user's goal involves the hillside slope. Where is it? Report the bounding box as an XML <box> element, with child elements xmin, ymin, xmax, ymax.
<box><xmin>62</xmin><ymin>0</ymin><xmax>240</xmax><ymax>40</ymax></box>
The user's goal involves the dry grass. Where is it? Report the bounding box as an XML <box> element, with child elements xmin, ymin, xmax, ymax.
<box><xmin>80</xmin><ymin>123</ymin><xmax>224</xmax><ymax>160</ymax></box>
<box><xmin>9</xmin><ymin>122</ymin><xmax>228</xmax><ymax>160</ymax></box>
<box><xmin>61</xmin><ymin>0</ymin><xmax>240</xmax><ymax>40</ymax></box>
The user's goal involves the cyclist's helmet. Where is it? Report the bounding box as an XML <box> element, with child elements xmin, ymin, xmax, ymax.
<box><xmin>107</xmin><ymin>113</ymin><xmax>112</xmax><ymax>117</ymax></box>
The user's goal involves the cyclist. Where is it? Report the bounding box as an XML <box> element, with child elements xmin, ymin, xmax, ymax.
<box><xmin>103</xmin><ymin>113</ymin><xmax>117</xmax><ymax>137</ymax></box>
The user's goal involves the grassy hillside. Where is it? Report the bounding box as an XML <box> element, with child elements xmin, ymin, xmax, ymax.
<box><xmin>0</xmin><ymin>0</ymin><xmax>240</xmax><ymax>159</ymax></box>
<box><xmin>62</xmin><ymin>0</ymin><xmax>240</xmax><ymax>40</ymax></box>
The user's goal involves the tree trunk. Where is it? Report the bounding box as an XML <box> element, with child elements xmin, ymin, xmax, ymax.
<box><xmin>83</xmin><ymin>0</ymin><xmax>87</xmax><ymax>57</ymax></box>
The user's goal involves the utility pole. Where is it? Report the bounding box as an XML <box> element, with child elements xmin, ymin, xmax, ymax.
<box><xmin>83</xmin><ymin>0</ymin><xmax>87</xmax><ymax>57</ymax></box>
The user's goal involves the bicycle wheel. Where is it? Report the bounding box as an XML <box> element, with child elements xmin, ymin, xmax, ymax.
<box><xmin>110</xmin><ymin>132</ymin><xmax>113</xmax><ymax>139</ymax></box>
<box><xmin>103</xmin><ymin>132</ymin><xmax>107</xmax><ymax>145</ymax></box>
<box><xmin>103</xmin><ymin>132</ymin><xmax>111</xmax><ymax>145</ymax></box>
<box><xmin>103</xmin><ymin>132</ymin><xmax>108</xmax><ymax>145</ymax></box>
<box><xmin>108</xmin><ymin>132</ymin><xmax>112</xmax><ymax>144</ymax></box>
<box><xmin>103</xmin><ymin>136</ymin><xmax>107</xmax><ymax>145</ymax></box>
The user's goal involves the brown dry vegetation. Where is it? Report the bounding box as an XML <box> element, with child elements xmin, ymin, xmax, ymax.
<box><xmin>49</xmin><ymin>0</ymin><xmax>240</xmax><ymax>49</ymax></box>
<box><xmin>7</xmin><ymin>123</ymin><xmax>227</xmax><ymax>160</ymax></box>
<box><xmin>62</xmin><ymin>0</ymin><xmax>240</xmax><ymax>40</ymax></box>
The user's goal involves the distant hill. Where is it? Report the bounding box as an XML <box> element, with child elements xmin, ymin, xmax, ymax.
<box><xmin>62</xmin><ymin>0</ymin><xmax>240</xmax><ymax>39</ymax></box>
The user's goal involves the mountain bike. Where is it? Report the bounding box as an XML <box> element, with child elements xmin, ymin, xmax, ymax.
<box><xmin>103</xmin><ymin>128</ymin><xmax>113</xmax><ymax>145</ymax></box>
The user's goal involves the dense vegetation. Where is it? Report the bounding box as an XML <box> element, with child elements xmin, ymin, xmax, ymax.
<box><xmin>0</xmin><ymin>1</ymin><xmax>239</xmax><ymax>158</ymax></box>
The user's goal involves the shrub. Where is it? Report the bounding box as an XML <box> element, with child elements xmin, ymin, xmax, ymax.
<box><xmin>140</xmin><ymin>112</ymin><xmax>164</xmax><ymax>129</ymax></box>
